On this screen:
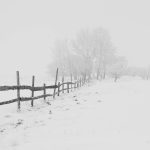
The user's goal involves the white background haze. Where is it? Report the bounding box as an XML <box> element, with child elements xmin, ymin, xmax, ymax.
<box><xmin>0</xmin><ymin>0</ymin><xmax>150</xmax><ymax>80</ymax></box>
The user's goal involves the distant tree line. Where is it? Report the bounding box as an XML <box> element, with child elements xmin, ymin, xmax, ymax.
<box><xmin>49</xmin><ymin>27</ymin><xmax>128</xmax><ymax>81</ymax></box>
<box><xmin>125</xmin><ymin>66</ymin><xmax>150</xmax><ymax>80</ymax></box>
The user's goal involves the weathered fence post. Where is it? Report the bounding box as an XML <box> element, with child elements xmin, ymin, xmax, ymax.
<box><xmin>57</xmin><ymin>82</ymin><xmax>60</xmax><ymax>96</ymax></box>
<box><xmin>53</xmin><ymin>68</ymin><xmax>58</xmax><ymax>99</ymax></box>
<box><xmin>16</xmin><ymin>71</ymin><xmax>21</xmax><ymax>110</ymax></box>
<box><xmin>67</xmin><ymin>83</ymin><xmax>69</xmax><ymax>93</ymax></box>
<box><xmin>76</xmin><ymin>78</ymin><xmax>79</xmax><ymax>88</ymax></box>
<box><xmin>71</xmin><ymin>74</ymin><xmax>72</xmax><ymax>91</ymax></box>
<box><xmin>31</xmin><ymin>76</ymin><xmax>35</xmax><ymax>107</ymax></box>
<box><xmin>43</xmin><ymin>83</ymin><xmax>46</xmax><ymax>100</ymax></box>
<box><xmin>62</xmin><ymin>77</ymin><xmax>64</xmax><ymax>93</ymax></box>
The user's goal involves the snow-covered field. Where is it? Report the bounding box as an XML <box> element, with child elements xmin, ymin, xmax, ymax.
<box><xmin>0</xmin><ymin>77</ymin><xmax>150</xmax><ymax>150</ymax></box>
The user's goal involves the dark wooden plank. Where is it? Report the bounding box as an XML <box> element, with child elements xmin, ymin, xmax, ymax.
<box><xmin>0</xmin><ymin>85</ymin><xmax>57</xmax><ymax>91</ymax></box>
<box><xmin>57</xmin><ymin>82</ymin><xmax>60</xmax><ymax>96</ymax></box>
<box><xmin>67</xmin><ymin>83</ymin><xmax>69</xmax><ymax>93</ymax></box>
<box><xmin>62</xmin><ymin>77</ymin><xmax>64</xmax><ymax>93</ymax></box>
<box><xmin>16</xmin><ymin>71</ymin><xmax>21</xmax><ymax>110</ymax></box>
<box><xmin>59</xmin><ymin>82</ymin><xmax>75</xmax><ymax>87</ymax></box>
<box><xmin>53</xmin><ymin>68</ymin><xmax>58</xmax><ymax>99</ymax></box>
<box><xmin>21</xmin><ymin>94</ymin><xmax>53</xmax><ymax>102</ymax></box>
<box><xmin>43</xmin><ymin>83</ymin><xmax>46</xmax><ymax>100</ymax></box>
<box><xmin>71</xmin><ymin>74</ymin><xmax>72</xmax><ymax>91</ymax></box>
<box><xmin>31</xmin><ymin>76</ymin><xmax>35</xmax><ymax>107</ymax></box>
<box><xmin>0</xmin><ymin>94</ymin><xmax>53</xmax><ymax>105</ymax></box>
<box><xmin>0</xmin><ymin>98</ymin><xmax>18</xmax><ymax>105</ymax></box>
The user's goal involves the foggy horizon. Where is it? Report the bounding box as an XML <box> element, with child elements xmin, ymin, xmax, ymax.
<box><xmin>0</xmin><ymin>0</ymin><xmax>150</xmax><ymax>79</ymax></box>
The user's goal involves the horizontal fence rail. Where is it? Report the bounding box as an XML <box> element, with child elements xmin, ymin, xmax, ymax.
<box><xmin>0</xmin><ymin>69</ymin><xmax>89</xmax><ymax>111</ymax></box>
<box><xmin>0</xmin><ymin>85</ymin><xmax>58</xmax><ymax>91</ymax></box>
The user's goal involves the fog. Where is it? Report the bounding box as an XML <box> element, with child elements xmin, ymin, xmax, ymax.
<box><xmin>0</xmin><ymin>0</ymin><xmax>150</xmax><ymax>81</ymax></box>
<box><xmin>1</xmin><ymin>1</ymin><xmax>150</xmax><ymax>149</ymax></box>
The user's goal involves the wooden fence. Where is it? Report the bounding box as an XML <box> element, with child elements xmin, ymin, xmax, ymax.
<box><xmin>0</xmin><ymin>68</ymin><xmax>88</xmax><ymax>110</ymax></box>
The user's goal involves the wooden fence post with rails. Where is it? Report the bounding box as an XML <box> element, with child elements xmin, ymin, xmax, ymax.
<box><xmin>53</xmin><ymin>68</ymin><xmax>58</xmax><ymax>99</ymax></box>
<box><xmin>57</xmin><ymin>82</ymin><xmax>60</xmax><ymax>96</ymax></box>
<box><xmin>16</xmin><ymin>71</ymin><xmax>21</xmax><ymax>110</ymax></box>
<box><xmin>62</xmin><ymin>77</ymin><xmax>64</xmax><ymax>93</ymax></box>
<box><xmin>67</xmin><ymin>83</ymin><xmax>69</xmax><ymax>93</ymax></box>
<box><xmin>71</xmin><ymin>74</ymin><xmax>72</xmax><ymax>91</ymax></box>
<box><xmin>31</xmin><ymin>76</ymin><xmax>35</xmax><ymax>107</ymax></box>
<box><xmin>0</xmin><ymin>69</ymin><xmax>89</xmax><ymax>111</ymax></box>
<box><xmin>43</xmin><ymin>83</ymin><xmax>46</xmax><ymax>100</ymax></box>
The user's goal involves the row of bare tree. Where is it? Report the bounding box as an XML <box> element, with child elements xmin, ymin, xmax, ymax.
<box><xmin>49</xmin><ymin>27</ymin><xmax>127</xmax><ymax>81</ymax></box>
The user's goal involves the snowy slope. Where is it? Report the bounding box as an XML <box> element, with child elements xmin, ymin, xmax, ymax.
<box><xmin>0</xmin><ymin>78</ymin><xmax>150</xmax><ymax>150</ymax></box>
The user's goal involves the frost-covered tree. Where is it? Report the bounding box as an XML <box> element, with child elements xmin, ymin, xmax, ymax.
<box><xmin>72</xmin><ymin>29</ymin><xmax>94</xmax><ymax>79</ymax></box>
<box><xmin>71</xmin><ymin>28</ymin><xmax>116</xmax><ymax>79</ymax></box>
<box><xmin>91</xmin><ymin>28</ymin><xmax>116</xmax><ymax>79</ymax></box>
<box><xmin>49</xmin><ymin>27</ymin><xmax>123</xmax><ymax>80</ymax></box>
<box><xmin>49</xmin><ymin>39</ymin><xmax>71</xmax><ymax>77</ymax></box>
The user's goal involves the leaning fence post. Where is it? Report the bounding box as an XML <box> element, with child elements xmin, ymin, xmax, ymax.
<box><xmin>31</xmin><ymin>76</ymin><xmax>35</xmax><ymax>107</ymax></box>
<box><xmin>62</xmin><ymin>77</ymin><xmax>64</xmax><ymax>93</ymax></box>
<box><xmin>67</xmin><ymin>83</ymin><xmax>69</xmax><ymax>93</ymax></box>
<box><xmin>16</xmin><ymin>71</ymin><xmax>21</xmax><ymax>110</ymax></box>
<box><xmin>43</xmin><ymin>83</ymin><xmax>46</xmax><ymax>100</ymax></box>
<box><xmin>57</xmin><ymin>82</ymin><xmax>60</xmax><ymax>96</ymax></box>
<box><xmin>71</xmin><ymin>74</ymin><xmax>72</xmax><ymax>91</ymax></box>
<box><xmin>53</xmin><ymin>68</ymin><xmax>58</xmax><ymax>99</ymax></box>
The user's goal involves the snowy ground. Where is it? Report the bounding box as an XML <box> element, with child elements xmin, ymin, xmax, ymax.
<box><xmin>0</xmin><ymin>78</ymin><xmax>150</xmax><ymax>150</ymax></box>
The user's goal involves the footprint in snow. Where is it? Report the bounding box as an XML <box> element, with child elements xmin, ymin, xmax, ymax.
<box><xmin>15</xmin><ymin>119</ymin><xmax>23</xmax><ymax>128</ymax></box>
<box><xmin>46</xmin><ymin>102</ymin><xmax>51</xmax><ymax>105</ymax></box>
<box><xmin>49</xmin><ymin>110</ymin><xmax>52</xmax><ymax>114</ymax></box>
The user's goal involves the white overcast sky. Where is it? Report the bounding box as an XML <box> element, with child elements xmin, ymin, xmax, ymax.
<box><xmin>0</xmin><ymin>0</ymin><xmax>150</xmax><ymax>79</ymax></box>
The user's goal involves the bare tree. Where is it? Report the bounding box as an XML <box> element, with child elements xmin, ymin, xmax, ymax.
<box><xmin>72</xmin><ymin>29</ymin><xmax>95</xmax><ymax>79</ymax></box>
<box><xmin>49</xmin><ymin>39</ymin><xmax>71</xmax><ymax>77</ymax></box>
<box><xmin>91</xmin><ymin>28</ymin><xmax>116</xmax><ymax>79</ymax></box>
<box><xmin>49</xmin><ymin>27</ymin><xmax>123</xmax><ymax>81</ymax></box>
